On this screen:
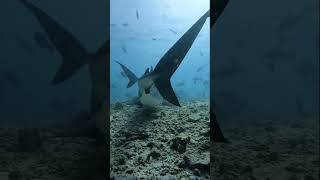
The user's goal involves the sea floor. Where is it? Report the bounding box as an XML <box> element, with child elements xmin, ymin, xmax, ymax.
<box><xmin>211</xmin><ymin>118</ymin><xmax>319</xmax><ymax>180</ymax></box>
<box><xmin>0</xmin><ymin>127</ymin><xmax>106</xmax><ymax>180</ymax></box>
<box><xmin>0</xmin><ymin>101</ymin><xmax>318</xmax><ymax>180</ymax></box>
<box><xmin>110</xmin><ymin>101</ymin><xmax>211</xmax><ymax>179</ymax></box>
<box><xmin>111</xmin><ymin>100</ymin><xmax>319</xmax><ymax>180</ymax></box>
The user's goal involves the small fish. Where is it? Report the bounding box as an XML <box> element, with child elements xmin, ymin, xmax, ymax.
<box><xmin>110</xmin><ymin>23</ymin><xmax>116</xmax><ymax>26</ymax></box>
<box><xmin>175</xmin><ymin>81</ymin><xmax>185</xmax><ymax>87</ymax></box>
<box><xmin>196</xmin><ymin>64</ymin><xmax>207</xmax><ymax>72</ymax></box>
<box><xmin>200</xmin><ymin>50</ymin><xmax>204</xmax><ymax>56</ymax></box>
<box><xmin>33</xmin><ymin>31</ymin><xmax>54</xmax><ymax>52</ymax></box>
<box><xmin>168</xmin><ymin>28</ymin><xmax>177</xmax><ymax>35</ymax></box>
<box><xmin>120</xmin><ymin>71</ymin><xmax>127</xmax><ymax>77</ymax></box>
<box><xmin>203</xmin><ymin>80</ymin><xmax>209</xmax><ymax>86</ymax></box>
<box><xmin>152</xmin><ymin>38</ymin><xmax>157</xmax><ymax>41</ymax></box>
<box><xmin>122</xmin><ymin>23</ymin><xmax>129</xmax><ymax>27</ymax></box>
<box><xmin>121</xmin><ymin>45</ymin><xmax>127</xmax><ymax>54</ymax></box>
<box><xmin>192</xmin><ymin>77</ymin><xmax>203</xmax><ymax>84</ymax></box>
<box><xmin>136</xmin><ymin>10</ymin><xmax>140</xmax><ymax>20</ymax></box>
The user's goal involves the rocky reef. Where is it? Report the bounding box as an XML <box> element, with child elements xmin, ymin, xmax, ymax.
<box><xmin>211</xmin><ymin>118</ymin><xmax>319</xmax><ymax>180</ymax></box>
<box><xmin>110</xmin><ymin>101</ymin><xmax>210</xmax><ymax>179</ymax></box>
<box><xmin>0</xmin><ymin>126</ymin><xmax>106</xmax><ymax>180</ymax></box>
<box><xmin>0</xmin><ymin>101</ymin><xmax>318</xmax><ymax>180</ymax></box>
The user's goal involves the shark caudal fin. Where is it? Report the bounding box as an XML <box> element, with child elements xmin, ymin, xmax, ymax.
<box><xmin>211</xmin><ymin>0</ymin><xmax>230</xmax><ymax>28</ymax></box>
<box><xmin>18</xmin><ymin>0</ymin><xmax>89</xmax><ymax>85</ymax></box>
<box><xmin>210</xmin><ymin>108</ymin><xmax>229</xmax><ymax>143</ymax></box>
<box><xmin>88</xmin><ymin>41</ymin><xmax>109</xmax><ymax>113</ymax></box>
<box><xmin>152</xmin><ymin>10</ymin><xmax>209</xmax><ymax>106</ymax></box>
<box><xmin>116</xmin><ymin>61</ymin><xmax>138</xmax><ymax>88</ymax></box>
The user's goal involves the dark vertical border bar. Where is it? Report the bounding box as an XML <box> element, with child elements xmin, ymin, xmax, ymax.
<box><xmin>210</xmin><ymin>0</ymin><xmax>229</xmax><ymax>28</ymax></box>
<box><xmin>210</xmin><ymin>0</ymin><xmax>230</xmax><ymax>143</ymax></box>
<box><xmin>106</xmin><ymin>0</ymin><xmax>111</xmax><ymax>176</ymax></box>
<box><xmin>210</xmin><ymin>1</ymin><xmax>230</xmax><ymax>178</ymax></box>
<box><xmin>0</xmin><ymin>1</ymin><xmax>110</xmax><ymax>179</ymax></box>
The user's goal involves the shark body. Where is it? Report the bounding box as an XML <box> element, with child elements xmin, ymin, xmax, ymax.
<box><xmin>19</xmin><ymin>0</ymin><xmax>228</xmax><ymax>143</ymax></box>
<box><xmin>117</xmin><ymin>10</ymin><xmax>210</xmax><ymax>107</ymax></box>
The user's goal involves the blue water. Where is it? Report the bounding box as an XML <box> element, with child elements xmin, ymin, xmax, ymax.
<box><xmin>110</xmin><ymin>0</ymin><xmax>210</xmax><ymax>103</ymax></box>
<box><xmin>0</xmin><ymin>0</ymin><xmax>106</xmax><ymax>126</ymax></box>
<box><xmin>0</xmin><ymin>0</ymin><xmax>317</xmax><ymax>127</ymax></box>
<box><xmin>211</xmin><ymin>0</ymin><xmax>319</xmax><ymax>122</ymax></box>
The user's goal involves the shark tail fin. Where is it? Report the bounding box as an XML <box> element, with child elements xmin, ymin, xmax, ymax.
<box><xmin>52</xmin><ymin>57</ymin><xmax>88</xmax><ymax>85</ymax></box>
<box><xmin>151</xmin><ymin>10</ymin><xmax>209</xmax><ymax>106</ymax></box>
<box><xmin>116</xmin><ymin>61</ymin><xmax>138</xmax><ymax>88</ymax></box>
<box><xmin>18</xmin><ymin>0</ymin><xmax>89</xmax><ymax>85</ymax></box>
<box><xmin>88</xmin><ymin>41</ymin><xmax>109</xmax><ymax>113</ymax></box>
<box><xmin>154</xmin><ymin>77</ymin><xmax>180</xmax><ymax>106</ymax></box>
<box><xmin>210</xmin><ymin>108</ymin><xmax>229</xmax><ymax>143</ymax></box>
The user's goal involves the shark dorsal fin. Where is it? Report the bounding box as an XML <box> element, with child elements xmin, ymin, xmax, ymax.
<box><xmin>144</xmin><ymin>68</ymin><xmax>150</xmax><ymax>75</ymax></box>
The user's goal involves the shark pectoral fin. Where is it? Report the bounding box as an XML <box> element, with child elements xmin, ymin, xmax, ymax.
<box><xmin>154</xmin><ymin>77</ymin><xmax>180</xmax><ymax>106</ymax></box>
<box><xmin>116</xmin><ymin>61</ymin><xmax>138</xmax><ymax>88</ymax></box>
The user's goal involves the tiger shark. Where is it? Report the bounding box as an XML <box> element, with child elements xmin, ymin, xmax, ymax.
<box><xmin>117</xmin><ymin>10</ymin><xmax>210</xmax><ymax>107</ymax></box>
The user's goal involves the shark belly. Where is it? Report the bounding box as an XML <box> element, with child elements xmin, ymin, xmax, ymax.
<box><xmin>139</xmin><ymin>92</ymin><xmax>162</xmax><ymax>107</ymax></box>
<box><xmin>138</xmin><ymin>76</ymin><xmax>161</xmax><ymax>107</ymax></box>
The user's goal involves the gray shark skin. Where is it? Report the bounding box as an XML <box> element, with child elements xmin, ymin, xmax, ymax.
<box><xmin>116</xmin><ymin>61</ymin><xmax>138</xmax><ymax>88</ymax></box>
<box><xmin>18</xmin><ymin>0</ymin><xmax>108</xmax><ymax>115</ymax></box>
<box><xmin>118</xmin><ymin>10</ymin><xmax>210</xmax><ymax>107</ymax></box>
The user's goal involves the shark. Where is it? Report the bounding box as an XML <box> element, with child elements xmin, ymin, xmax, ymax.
<box><xmin>18</xmin><ymin>0</ymin><xmax>109</xmax><ymax>138</ymax></box>
<box><xmin>117</xmin><ymin>10</ymin><xmax>210</xmax><ymax>107</ymax></box>
<box><xmin>19</xmin><ymin>0</ymin><xmax>228</xmax><ymax>144</ymax></box>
